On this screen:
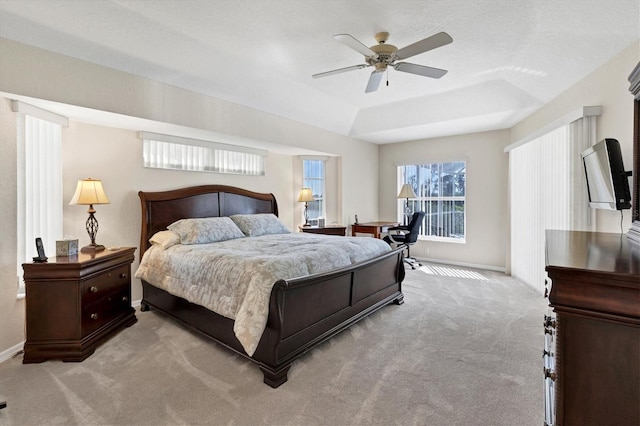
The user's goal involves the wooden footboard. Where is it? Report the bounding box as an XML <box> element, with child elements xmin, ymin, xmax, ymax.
<box><xmin>255</xmin><ymin>246</ymin><xmax>405</xmax><ymax>387</ymax></box>
<box><xmin>141</xmin><ymin>246</ymin><xmax>405</xmax><ymax>387</ymax></box>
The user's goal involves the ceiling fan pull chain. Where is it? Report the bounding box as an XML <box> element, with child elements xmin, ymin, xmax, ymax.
<box><xmin>386</xmin><ymin>68</ymin><xmax>389</xmax><ymax>87</ymax></box>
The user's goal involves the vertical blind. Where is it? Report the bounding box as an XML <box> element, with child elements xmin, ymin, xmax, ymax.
<box><xmin>141</xmin><ymin>133</ymin><xmax>266</xmax><ymax>176</ymax></box>
<box><xmin>16</xmin><ymin>114</ymin><xmax>63</xmax><ymax>295</ymax></box>
<box><xmin>509</xmin><ymin>117</ymin><xmax>595</xmax><ymax>293</ymax></box>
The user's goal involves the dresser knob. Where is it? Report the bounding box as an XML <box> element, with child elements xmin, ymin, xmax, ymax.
<box><xmin>122</xmin><ymin>296</ymin><xmax>129</xmax><ymax>303</ymax></box>
<box><xmin>90</xmin><ymin>286</ymin><xmax>98</xmax><ymax>293</ymax></box>
<box><xmin>90</xmin><ymin>313</ymin><xmax>98</xmax><ymax>320</ymax></box>
<box><xmin>543</xmin><ymin>367</ymin><xmax>557</xmax><ymax>381</ymax></box>
<box><xmin>119</xmin><ymin>273</ymin><xmax>128</xmax><ymax>279</ymax></box>
<box><xmin>543</xmin><ymin>315</ymin><xmax>556</xmax><ymax>329</ymax></box>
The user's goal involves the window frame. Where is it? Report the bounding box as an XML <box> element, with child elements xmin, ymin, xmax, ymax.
<box><xmin>398</xmin><ymin>161</ymin><xmax>467</xmax><ymax>243</ymax></box>
<box><xmin>301</xmin><ymin>157</ymin><xmax>326</xmax><ymax>224</ymax></box>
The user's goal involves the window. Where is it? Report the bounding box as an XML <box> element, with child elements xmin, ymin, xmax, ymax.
<box><xmin>302</xmin><ymin>158</ymin><xmax>325</xmax><ymax>223</ymax></box>
<box><xmin>141</xmin><ymin>132</ymin><xmax>266</xmax><ymax>175</ymax></box>
<box><xmin>398</xmin><ymin>161</ymin><xmax>466</xmax><ymax>242</ymax></box>
<box><xmin>13</xmin><ymin>101</ymin><xmax>67</xmax><ymax>297</ymax></box>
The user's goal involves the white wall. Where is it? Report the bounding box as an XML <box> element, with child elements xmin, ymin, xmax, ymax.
<box><xmin>0</xmin><ymin>38</ymin><xmax>380</xmax><ymax>357</ymax></box>
<box><xmin>511</xmin><ymin>41</ymin><xmax>640</xmax><ymax>233</ymax></box>
<box><xmin>378</xmin><ymin>129</ymin><xmax>511</xmax><ymax>270</ymax></box>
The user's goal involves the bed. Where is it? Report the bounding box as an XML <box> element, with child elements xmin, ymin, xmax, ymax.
<box><xmin>136</xmin><ymin>184</ymin><xmax>405</xmax><ymax>387</ymax></box>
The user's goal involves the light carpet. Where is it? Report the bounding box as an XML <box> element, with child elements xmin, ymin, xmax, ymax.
<box><xmin>0</xmin><ymin>264</ymin><xmax>547</xmax><ymax>425</ymax></box>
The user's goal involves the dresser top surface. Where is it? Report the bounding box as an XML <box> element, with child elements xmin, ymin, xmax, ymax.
<box><xmin>545</xmin><ymin>230</ymin><xmax>639</xmax><ymax>278</ymax></box>
<box><xmin>23</xmin><ymin>247</ymin><xmax>136</xmax><ymax>269</ymax></box>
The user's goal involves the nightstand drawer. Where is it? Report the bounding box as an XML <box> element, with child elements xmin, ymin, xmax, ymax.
<box><xmin>82</xmin><ymin>264</ymin><xmax>130</xmax><ymax>305</ymax></box>
<box><xmin>22</xmin><ymin>247</ymin><xmax>137</xmax><ymax>363</ymax></box>
<box><xmin>82</xmin><ymin>287</ymin><xmax>131</xmax><ymax>336</ymax></box>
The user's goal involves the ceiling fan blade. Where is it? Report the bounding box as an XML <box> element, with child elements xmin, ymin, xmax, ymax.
<box><xmin>312</xmin><ymin>64</ymin><xmax>367</xmax><ymax>79</ymax></box>
<box><xmin>334</xmin><ymin>34</ymin><xmax>378</xmax><ymax>58</ymax></box>
<box><xmin>394</xmin><ymin>32</ymin><xmax>453</xmax><ymax>60</ymax></box>
<box><xmin>394</xmin><ymin>62</ymin><xmax>448</xmax><ymax>79</ymax></box>
<box><xmin>365</xmin><ymin>70</ymin><xmax>384</xmax><ymax>93</ymax></box>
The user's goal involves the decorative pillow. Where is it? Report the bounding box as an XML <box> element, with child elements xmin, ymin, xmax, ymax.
<box><xmin>230</xmin><ymin>213</ymin><xmax>290</xmax><ymax>237</ymax></box>
<box><xmin>149</xmin><ymin>230</ymin><xmax>181</xmax><ymax>250</ymax></box>
<box><xmin>167</xmin><ymin>217</ymin><xmax>245</xmax><ymax>244</ymax></box>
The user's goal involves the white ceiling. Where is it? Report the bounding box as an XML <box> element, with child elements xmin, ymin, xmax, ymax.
<box><xmin>1</xmin><ymin>0</ymin><xmax>639</xmax><ymax>145</ymax></box>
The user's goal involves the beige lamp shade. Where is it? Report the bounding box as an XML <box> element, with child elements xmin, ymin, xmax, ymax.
<box><xmin>297</xmin><ymin>187</ymin><xmax>315</xmax><ymax>203</ymax></box>
<box><xmin>397</xmin><ymin>184</ymin><xmax>417</xmax><ymax>199</ymax></box>
<box><xmin>69</xmin><ymin>178</ymin><xmax>110</xmax><ymax>205</ymax></box>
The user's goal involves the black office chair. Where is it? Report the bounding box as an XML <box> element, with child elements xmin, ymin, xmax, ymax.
<box><xmin>383</xmin><ymin>211</ymin><xmax>425</xmax><ymax>269</ymax></box>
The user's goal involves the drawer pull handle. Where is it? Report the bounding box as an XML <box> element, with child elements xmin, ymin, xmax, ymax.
<box><xmin>122</xmin><ymin>296</ymin><xmax>129</xmax><ymax>303</ymax></box>
<box><xmin>90</xmin><ymin>286</ymin><xmax>98</xmax><ymax>293</ymax></box>
<box><xmin>543</xmin><ymin>316</ymin><xmax>556</xmax><ymax>329</ymax></box>
<box><xmin>543</xmin><ymin>367</ymin><xmax>557</xmax><ymax>381</ymax></box>
<box><xmin>90</xmin><ymin>313</ymin><xmax>98</xmax><ymax>320</ymax></box>
<box><xmin>119</xmin><ymin>273</ymin><xmax>128</xmax><ymax>279</ymax></box>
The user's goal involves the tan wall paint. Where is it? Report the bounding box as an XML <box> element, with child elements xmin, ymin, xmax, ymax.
<box><xmin>378</xmin><ymin>129</ymin><xmax>511</xmax><ymax>270</ymax></box>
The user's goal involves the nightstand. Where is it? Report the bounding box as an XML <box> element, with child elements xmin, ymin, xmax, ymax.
<box><xmin>299</xmin><ymin>225</ymin><xmax>347</xmax><ymax>236</ymax></box>
<box><xmin>22</xmin><ymin>247</ymin><xmax>137</xmax><ymax>363</ymax></box>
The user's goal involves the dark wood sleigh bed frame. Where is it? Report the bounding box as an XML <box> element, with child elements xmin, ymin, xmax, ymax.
<box><xmin>137</xmin><ymin>184</ymin><xmax>405</xmax><ymax>388</ymax></box>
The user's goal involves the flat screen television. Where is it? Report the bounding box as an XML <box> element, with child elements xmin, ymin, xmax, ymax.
<box><xmin>581</xmin><ymin>138</ymin><xmax>632</xmax><ymax>210</ymax></box>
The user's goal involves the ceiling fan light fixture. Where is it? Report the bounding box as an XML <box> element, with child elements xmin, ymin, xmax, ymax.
<box><xmin>313</xmin><ymin>30</ymin><xmax>452</xmax><ymax>93</ymax></box>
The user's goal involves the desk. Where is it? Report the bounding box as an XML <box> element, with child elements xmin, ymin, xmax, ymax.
<box><xmin>299</xmin><ymin>225</ymin><xmax>347</xmax><ymax>236</ymax></box>
<box><xmin>351</xmin><ymin>221</ymin><xmax>398</xmax><ymax>239</ymax></box>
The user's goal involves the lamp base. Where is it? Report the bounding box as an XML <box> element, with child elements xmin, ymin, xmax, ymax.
<box><xmin>81</xmin><ymin>244</ymin><xmax>106</xmax><ymax>254</ymax></box>
<box><xmin>302</xmin><ymin>223</ymin><xmax>311</xmax><ymax>227</ymax></box>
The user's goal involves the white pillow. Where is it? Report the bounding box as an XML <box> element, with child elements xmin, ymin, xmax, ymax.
<box><xmin>230</xmin><ymin>213</ymin><xmax>290</xmax><ymax>237</ymax></box>
<box><xmin>167</xmin><ymin>217</ymin><xmax>245</xmax><ymax>244</ymax></box>
<box><xmin>149</xmin><ymin>230</ymin><xmax>181</xmax><ymax>250</ymax></box>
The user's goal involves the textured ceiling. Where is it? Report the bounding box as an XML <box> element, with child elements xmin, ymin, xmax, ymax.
<box><xmin>1</xmin><ymin>0</ymin><xmax>639</xmax><ymax>145</ymax></box>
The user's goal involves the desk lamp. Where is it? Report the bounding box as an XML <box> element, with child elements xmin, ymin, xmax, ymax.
<box><xmin>397</xmin><ymin>184</ymin><xmax>417</xmax><ymax>226</ymax></box>
<box><xmin>297</xmin><ymin>187</ymin><xmax>314</xmax><ymax>227</ymax></box>
<box><xmin>69</xmin><ymin>178</ymin><xmax>110</xmax><ymax>253</ymax></box>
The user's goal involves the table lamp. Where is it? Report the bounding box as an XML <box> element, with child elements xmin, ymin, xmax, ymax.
<box><xmin>297</xmin><ymin>187</ymin><xmax>314</xmax><ymax>227</ymax></box>
<box><xmin>69</xmin><ymin>178</ymin><xmax>110</xmax><ymax>253</ymax></box>
<box><xmin>397</xmin><ymin>183</ymin><xmax>417</xmax><ymax>226</ymax></box>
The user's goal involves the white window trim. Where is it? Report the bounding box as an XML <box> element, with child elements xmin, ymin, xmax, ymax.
<box><xmin>398</xmin><ymin>161</ymin><xmax>467</xmax><ymax>243</ymax></box>
<box><xmin>140</xmin><ymin>132</ymin><xmax>267</xmax><ymax>175</ymax></box>
<box><xmin>301</xmin><ymin>157</ymin><xmax>327</xmax><ymax>223</ymax></box>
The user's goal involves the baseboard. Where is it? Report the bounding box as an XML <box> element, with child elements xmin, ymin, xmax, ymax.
<box><xmin>414</xmin><ymin>256</ymin><xmax>506</xmax><ymax>273</ymax></box>
<box><xmin>132</xmin><ymin>298</ymin><xmax>141</xmax><ymax>308</ymax></box>
<box><xmin>0</xmin><ymin>341</ymin><xmax>24</xmax><ymax>365</ymax></box>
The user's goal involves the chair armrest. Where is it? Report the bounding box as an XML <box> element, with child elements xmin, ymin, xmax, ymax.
<box><xmin>388</xmin><ymin>226</ymin><xmax>408</xmax><ymax>232</ymax></box>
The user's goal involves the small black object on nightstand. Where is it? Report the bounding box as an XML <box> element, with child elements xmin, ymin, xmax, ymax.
<box><xmin>32</xmin><ymin>237</ymin><xmax>47</xmax><ymax>262</ymax></box>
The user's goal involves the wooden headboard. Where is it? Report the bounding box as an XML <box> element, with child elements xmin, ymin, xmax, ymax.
<box><xmin>138</xmin><ymin>185</ymin><xmax>278</xmax><ymax>258</ymax></box>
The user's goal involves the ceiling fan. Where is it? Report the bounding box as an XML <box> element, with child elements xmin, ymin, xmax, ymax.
<box><xmin>312</xmin><ymin>31</ymin><xmax>453</xmax><ymax>93</ymax></box>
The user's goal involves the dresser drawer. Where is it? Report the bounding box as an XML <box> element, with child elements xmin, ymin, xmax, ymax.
<box><xmin>82</xmin><ymin>264</ymin><xmax>130</xmax><ymax>305</ymax></box>
<box><xmin>82</xmin><ymin>287</ymin><xmax>131</xmax><ymax>336</ymax></box>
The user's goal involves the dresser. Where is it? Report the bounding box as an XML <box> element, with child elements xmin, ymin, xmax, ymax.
<box><xmin>545</xmin><ymin>230</ymin><xmax>640</xmax><ymax>425</ymax></box>
<box><xmin>22</xmin><ymin>247</ymin><xmax>137</xmax><ymax>363</ymax></box>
